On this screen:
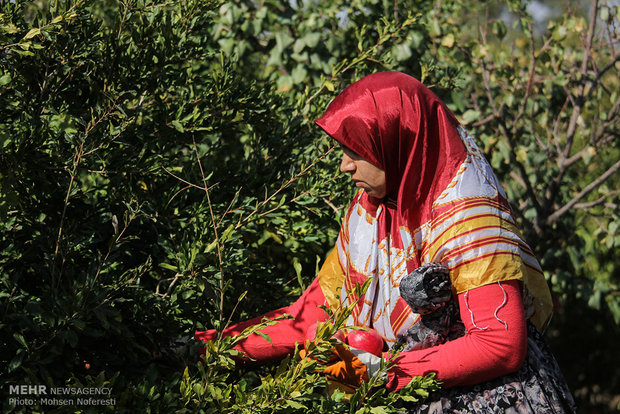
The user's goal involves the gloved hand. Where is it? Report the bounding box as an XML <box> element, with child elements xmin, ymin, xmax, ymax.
<box><xmin>321</xmin><ymin>344</ymin><xmax>370</xmax><ymax>387</ymax></box>
<box><xmin>303</xmin><ymin>343</ymin><xmax>383</xmax><ymax>397</ymax></box>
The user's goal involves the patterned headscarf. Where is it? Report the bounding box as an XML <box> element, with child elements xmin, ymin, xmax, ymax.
<box><xmin>314</xmin><ymin>72</ymin><xmax>552</xmax><ymax>347</ymax></box>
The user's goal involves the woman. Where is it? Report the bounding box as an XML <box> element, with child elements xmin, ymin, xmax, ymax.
<box><xmin>195</xmin><ymin>71</ymin><xmax>576</xmax><ymax>412</ymax></box>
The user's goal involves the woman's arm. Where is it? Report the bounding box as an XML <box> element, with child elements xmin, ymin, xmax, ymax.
<box><xmin>194</xmin><ymin>277</ymin><xmax>328</xmax><ymax>363</ymax></box>
<box><xmin>386</xmin><ymin>279</ymin><xmax>527</xmax><ymax>391</ymax></box>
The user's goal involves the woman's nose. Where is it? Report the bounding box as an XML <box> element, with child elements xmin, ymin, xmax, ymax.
<box><xmin>340</xmin><ymin>153</ymin><xmax>356</xmax><ymax>173</ymax></box>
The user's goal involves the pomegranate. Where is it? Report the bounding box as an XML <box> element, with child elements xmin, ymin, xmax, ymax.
<box><xmin>345</xmin><ymin>328</ymin><xmax>384</xmax><ymax>357</ymax></box>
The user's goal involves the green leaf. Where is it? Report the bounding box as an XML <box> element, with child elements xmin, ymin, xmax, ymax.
<box><xmin>13</xmin><ymin>333</ymin><xmax>28</xmax><ymax>348</ymax></box>
<box><xmin>302</xmin><ymin>32</ymin><xmax>321</xmax><ymax>48</ymax></box>
<box><xmin>257</xmin><ymin>331</ymin><xmax>273</xmax><ymax>344</ymax></box>
<box><xmin>492</xmin><ymin>20</ymin><xmax>507</xmax><ymax>39</ymax></box>
<box><xmin>72</xmin><ymin>319</ymin><xmax>86</xmax><ymax>331</ymax></box>
<box><xmin>275</xmin><ymin>31</ymin><xmax>294</xmax><ymax>53</ymax></box>
<box><xmin>393</xmin><ymin>43</ymin><xmax>412</xmax><ymax>62</ymax></box>
<box><xmin>588</xmin><ymin>290</ymin><xmax>602</xmax><ymax>310</ymax></box>
<box><xmin>171</xmin><ymin>120</ymin><xmax>184</xmax><ymax>133</ymax></box>
<box><xmin>8</xmin><ymin>353</ymin><xmax>24</xmax><ymax>373</ymax></box>
<box><xmin>23</xmin><ymin>28</ymin><xmax>41</xmax><ymax>39</ymax></box>
<box><xmin>293</xmin><ymin>259</ymin><xmax>302</xmax><ymax>278</ymax></box>
<box><xmin>159</xmin><ymin>262</ymin><xmax>179</xmax><ymax>271</ymax></box>
<box><xmin>275</xmin><ymin>354</ymin><xmax>291</xmax><ymax>377</ymax></box>
<box><xmin>277</xmin><ymin>75</ymin><xmax>293</xmax><ymax>91</ymax></box>
<box><xmin>1</xmin><ymin>23</ymin><xmax>20</xmax><ymax>34</ymax></box>
<box><xmin>293</xmin><ymin>38</ymin><xmax>305</xmax><ymax>54</ymax></box>
<box><xmin>461</xmin><ymin>109</ymin><xmax>480</xmax><ymax>125</ymax></box>
<box><xmin>0</xmin><ymin>74</ymin><xmax>12</xmax><ymax>86</ymax></box>
<box><xmin>284</xmin><ymin>400</ymin><xmax>306</xmax><ymax>409</ymax></box>
<box><xmin>292</xmin><ymin>65</ymin><xmax>308</xmax><ymax>84</ymax></box>
<box><xmin>293</xmin><ymin>258</ymin><xmax>305</xmax><ymax>290</ymax></box>
<box><xmin>220</xmin><ymin>224</ymin><xmax>236</xmax><ymax>243</ymax></box>
<box><xmin>218</xmin><ymin>38</ymin><xmax>236</xmax><ymax>56</ymax></box>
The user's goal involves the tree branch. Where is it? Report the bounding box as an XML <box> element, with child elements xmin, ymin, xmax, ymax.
<box><xmin>547</xmin><ymin>158</ymin><xmax>620</xmax><ymax>224</ymax></box>
<box><xmin>560</xmin><ymin>0</ymin><xmax>598</xmax><ymax>162</ymax></box>
<box><xmin>481</xmin><ymin>62</ymin><xmax>542</xmax><ymax>212</ymax></box>
<box><xmin>554</xmin><ymin>72</ymin><xmax>618</xmax><ymax>172</ymax></box>
<box><xmin>513</xmin><ymin>21</ymin><xmax>537</xmax><ymax>132</ymax></box>
<box><xmin>551</xmin><ymin>96</ymin><xmax>570</xmax><ymax>155</ymax></box>
<box><xmin>562</xmin><ymin>133</ymin><xmax>617</xmax><ymax>170</ymax></box>
<box><xmin>544</xmin><ymin>2</ymin><xmax>604</xmax><ymax>224</ymax></box>
<box><xmin>573</xmin><ymin>190</ymin><xmax>620</xmax><ymax>210</ymax></box>
<box><xmin>585</xmin><ymin>53</ymin><xmax>620</xmax><ymax>102</ymax></box>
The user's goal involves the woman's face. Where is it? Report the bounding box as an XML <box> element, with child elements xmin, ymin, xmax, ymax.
<box><xmin>340</xmin><ymin>146</ymin><xmax>387</xmax><ymax>199</ymax></box>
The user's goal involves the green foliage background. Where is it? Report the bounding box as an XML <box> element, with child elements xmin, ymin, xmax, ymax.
<box><xmin>0</xmin><ymin>0</ymin><xmax>618</xmax><ymax>412</ymax></box>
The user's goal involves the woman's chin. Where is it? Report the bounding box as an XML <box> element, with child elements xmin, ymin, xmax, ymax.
<box><xmin>365</xmin><ymin>189</ymin><xmax>387</xmax><ymax>199</ymax></box>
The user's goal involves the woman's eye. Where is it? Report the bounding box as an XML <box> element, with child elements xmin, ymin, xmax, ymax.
<box><xmin>343</xmin><ymin>146</ymin><xmax>360</xmax><ymax>159</ymax></box>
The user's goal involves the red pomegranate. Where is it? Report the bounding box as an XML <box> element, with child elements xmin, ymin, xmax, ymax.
<box><xmin>345</xmin><ymin>328</ymin><xmax>384</xmax><ymax>357</ymax></box>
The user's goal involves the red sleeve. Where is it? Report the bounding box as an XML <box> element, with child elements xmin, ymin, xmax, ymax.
<box><xmin>194</xmin><ymin>277</ymin><xmax>328</xmax><ymax>363</ymax></box>
<box><xmin>385</xmin><ymin>279</ymin><xmax>527</xmax><ymax>391</ymax></box>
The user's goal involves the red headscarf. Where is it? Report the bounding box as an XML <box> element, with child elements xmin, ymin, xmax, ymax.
<box><xmin>315</xmin><ymin>71</ymin><xmax>468</xmax><ymax>228</ymax></box>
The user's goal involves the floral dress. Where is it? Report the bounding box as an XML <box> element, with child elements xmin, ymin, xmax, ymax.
<box><xmin>400</xmin><ymin>323</ymin><xmax>576</xmax><ymax>413</ymax></box>
<box><xmin>395</xmin><ymin>262</ymin><xmax>576</xmax><ymax>413</ymax></box>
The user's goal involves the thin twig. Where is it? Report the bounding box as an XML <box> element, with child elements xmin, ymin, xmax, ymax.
<box><xmin>547</xmin><ymin>159</ymin><xmax>620</xmax><ymax>224</ymax></box>
<box><xmin>52</xmin><ymin>139</ymin><xmax>85</xmax><ymax>288</ymax></box>
<box><xmin>561</xmin><ymin>133</ymin><xmax>616</xmax><ymax>170</ymax></box>
<box><xmin>304</xmin><ymin>14</ymin><xmax>417</xmax><ymax>106</ymax></box>
<box><xmin>217</xmin><ymin>186</ymin><xmax>243</xmax><ymax>228</ymax></box>
<box><xmin>322</xmin><ymin>197</ymin><xmax>340</xmax><ymax>215</ymax></box>
<box><xmin>551</xmin><ymin>97</ymin><xmax>570</xmax><ymax>155</ymax></box>
<box><xmin>161</xmin><ymin>165</ymin><xmax>218</xmax><ymax>192</ymax></box>
<box><xmin>480</xmin><ymin>60</ymin><xmax>542</xmax><ymax>216</ymax></box>
<box><xmin>545</xmin><ymin>2</ymin><xmax>601</xmax><ymax>218</ymax></box>
<box><xmin>53</xmin><ymin>99</ymin><xmax>120</xmax><ymax>282</ymax></box>
<box><xmin>561</xmin><ymin>0</ymin><xmax>598</xmax><ymax>161</ymax></box>
<box><xmin>79</xmin><ymin>208</ymin><xmax>137</xmax><ymax>312</ymax></box>
<box><xmin>236</xmin><ymin>146</ymin><xmax>335</xmax><ymax>229</ymax></box>
<box><xmin>573</xmin><ymin>190</ymin><xmax>620</xmax><ymax>210</ymax></box>
<box><xmin>513</xmin><ymin>21</ymin><xmax>537</xmax><ymax>131</ymax></box>
<box><xmin>192</xmin><ymin>136</ymin><xmax>226</xmax><ymax>322</ymax></box>
<box><xmin>156</xmin><ymin>274</ymin><xmax>182</xmax><ymax>298</ymax></box>
<box><xmin>165</xmin><ymin>184</ymin><xmax>193</xmax><ymax>208</ymax></box>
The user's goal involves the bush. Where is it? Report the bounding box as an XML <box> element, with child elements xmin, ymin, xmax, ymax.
<box><xmin>0</xmin><ymin>0</ymin><xmax>437</xmax><ymax>411</ymax></box>
<box><xmin>1</xmin><ymin>0</ymin><xmax>618</xmax><ymax>412</ymax></box>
